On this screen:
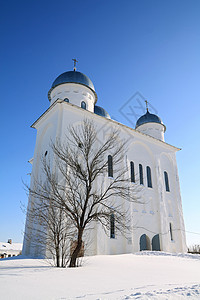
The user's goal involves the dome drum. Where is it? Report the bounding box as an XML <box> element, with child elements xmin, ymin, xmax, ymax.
<box><xmin>49</xmin><ymin>83</ymin><xmax>96</xmax><ymax>112</ymax></box>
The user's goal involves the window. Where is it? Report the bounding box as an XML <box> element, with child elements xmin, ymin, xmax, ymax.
<box><xmin>169</xmin><ymin>223</ymin><xmax>173</xmax><ymax>241</ymax></box>
<box><xmin>146</xmin><ymin>166</ymin><xmax>152</xmax><ymax>188</ymax></box>
<box><xmin>108</xmin><ymin>155</ymin><xmax>113</xmax><ymax>177</ymax></box>
<box><xmin>139</xmin><ymin>164</ymin><xmax>143</xmax><ymax>185</ymax></box>
<box><xmin>81</xmin><ymin>101</ymin><xmax>86</xmax><ymax>109</ymax></box>
<box><xmin>110</xmin><ymin>213</ymin><xmax>115</xmax><ymax>238</ymax></box>
<box><xmin>44</xmin><ymin>151</ymin><xmax>48</xmax><ymax>157</ymax></box>
<box><xmin>64</xmin><ymin>98</ymin><xmax>69</xmax><ymax>102</ymax></box>
<box><xmin>130</xmin><ymin>161</ymin><xmax>135</xmax><ymax>183</ymax></box>
<box><xmin>164</xmin><ymin>171</ymin><xmax>170</xmax><ymax>192</ymax></box>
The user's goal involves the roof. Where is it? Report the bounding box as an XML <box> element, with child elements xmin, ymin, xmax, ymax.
<box><xmin>136</xmin><ymin>111</ymin><xmax>166</xmax><ymax>131</ymax></box>
<box><xmin>94</xmin><ymin>105</ymin><xmax>111</xmax><ymax>119</ymax></box>
<box><xmin>0</xmin><ymin>242</ymin><xmax>22</xmax><ymax>252</ymax></box>
<box><xmin>31</xmin><ymin>99</ymin><xmax>180</xmax><ymax>151</ymax></box>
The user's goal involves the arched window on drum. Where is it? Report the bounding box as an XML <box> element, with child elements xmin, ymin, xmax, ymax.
<box><xmin>81</xmin><ymin>101</ymin><xmax>86</xmax><ymax>110</ymax></box>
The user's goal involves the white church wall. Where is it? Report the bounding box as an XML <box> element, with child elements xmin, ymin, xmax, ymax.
<box><xmin>160</xmin><ymin>152</ymin><xmax>187</xmax><ymax>253</ymax></box>
<box><xmin>23</xmin><ymin>105</ymin><xmax>64</xmax><ymax>257</ymax></box>
<box><xmin>58</xmin><ymin>103</ymin><xmax>186</xmax><ymax>254</ymax></box>
<box><xmin>23</xmin><ymin>94</ymin><xmax>187</xmax><ymax>257</ymax></box>
<box><xmin>126</xmin><ymin>141</ymin><xmax>160</xmax><ymax>251</ymax></box>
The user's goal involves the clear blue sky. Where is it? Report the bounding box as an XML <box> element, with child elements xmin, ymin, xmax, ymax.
<box><xmin>1</xmin><ymin>0</ymin><xmax>200</xmax><ymax>246</ymax></box>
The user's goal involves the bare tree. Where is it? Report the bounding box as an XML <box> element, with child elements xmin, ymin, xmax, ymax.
<box><xmin>26</xmin><ymin>119</ymin><xmax>141</xmax><ymax>267</ymax></box>
<box><xmin>23</xmin><ymin>179</ymin><xmax>75</xmax><ymax>267</ymax></box>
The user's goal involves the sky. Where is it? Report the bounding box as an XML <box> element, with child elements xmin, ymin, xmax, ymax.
<box><xmin>0</xmin><ymin>0</ymin><xmax>200</xmax><ymax>247</ymax></box>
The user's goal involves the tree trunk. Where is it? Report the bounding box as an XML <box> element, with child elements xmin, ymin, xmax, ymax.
<box><xmin>56</xmin><ymin>247</ymin><xmax>60</xmax><ymax>267</ymax></box>
<box><xmin>69</xmin><ymin>229</ymin><xmax>83</xmax><ymax>267</ymax></box>
<box><xmin>61</xmin><ymin>248</ymin><xmax>66</xmax><ymax>268</ymax></box>
<box><xmin>56</xmin><ymin>254</ymin><xmax>60</xmax><ymax>267</ymax></box>
<box><xmin>61</xmin><ymin>253</ymin><xmax>64</xmax><ymax>268</ymax></box>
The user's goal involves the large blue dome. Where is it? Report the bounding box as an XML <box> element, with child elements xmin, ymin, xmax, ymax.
<box><xmin>136</xmin><ymin>111</ymin><xmax>165</xmax><ymax>129</ymax></box>
<box><xmin>94</xmin><ymin>105</ymin><xmax>111</xmax><ymax>119</ymax></box>
<box><xmin>51</xmin><ymin>71</ymin><xmax>95</xmax><ymax>92</ymax></box>
<box><xmin>48</xmin><ymin>70</ymin><xmax>97</xmax><ymax>102</ymax></box>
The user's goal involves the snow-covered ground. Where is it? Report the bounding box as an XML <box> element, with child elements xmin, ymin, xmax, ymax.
<box><xmin>0</xmin><ymin>252</ymin><xmax>200</xmax><ymax>299</ymax></box>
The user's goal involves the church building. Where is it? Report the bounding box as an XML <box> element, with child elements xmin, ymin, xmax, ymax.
<box><xmin>22</xmin><ymin>65</ymin><xmax>187</xmax><ymax>257</ymax></box>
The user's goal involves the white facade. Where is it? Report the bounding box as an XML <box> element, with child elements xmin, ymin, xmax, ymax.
<box><xmin>23</xmin><ymin>70</ymin><xmax>187</xmax><ymax>257</ymax></box>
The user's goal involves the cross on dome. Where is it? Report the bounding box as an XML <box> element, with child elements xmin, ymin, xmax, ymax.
<box><xmin>145</xmin><ymin>100</ymin><xmax>149</xmax><ymax>112</ymax></box>
<box><xmin>72</xmin><ymin>58</ymin><xmax>78</xmax><ymax>71</ymax></box>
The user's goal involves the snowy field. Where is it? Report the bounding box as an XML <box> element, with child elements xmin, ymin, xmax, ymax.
<box><xmin>0</xmin><ymin>252</ymin><xmax>200</xmax><ymax>300</ymax></box>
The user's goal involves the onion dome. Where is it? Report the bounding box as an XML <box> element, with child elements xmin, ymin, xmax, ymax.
<box><xmin>94</xmin><ymin>105</ymin><xmax>111</xmax><ymax>119</ymax></box>
<box><xmin>48</xmin><ymin>70</ymin><xmax>97</xmax><ymax>102</ymax></box>
<box><xmin>52</xmin><ymin>71</ymin><xmax>95</xmax><ymax>91</ymax></box>
<box><xmin>135</xmin><ymin>111</ymin><xmax>166</xmax><ymax>131</ymax></box>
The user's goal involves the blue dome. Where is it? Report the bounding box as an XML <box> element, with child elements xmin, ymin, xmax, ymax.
<box><xmin>52</xmin><ymin>71</ymin><xmax>95</xmax><ymax>91</ymax></box>
<box><xmin>94</xmin><ymin>105</ymin><xmax>111</xmax><ymax>119</ymax></box>
<box><xmin>136</xmin><ymin>111</ymin><xmax>165</xmax><ymax>129</ymax></box>
<box><xmin>49</xmin><ymin>70</ymin><xmax>97</xmax><ymax>102</ymax></box>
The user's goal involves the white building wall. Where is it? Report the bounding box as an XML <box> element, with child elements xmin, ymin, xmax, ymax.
<box><xmin>23</xmin><ymin>98</ymin><xmax>187</xmax><ymax>257</ymax></box>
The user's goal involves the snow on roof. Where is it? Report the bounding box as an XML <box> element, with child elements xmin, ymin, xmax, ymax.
<box><xmin>0</xmin><ymin>242</ymin><xmax>22</xmax><ymax>251</ymax></box>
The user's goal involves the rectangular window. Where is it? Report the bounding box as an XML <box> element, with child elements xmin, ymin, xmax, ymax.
<box><xmin>164</xmin><ymin>171</ymin><xmax>170</xmax><ymax>192</ymax></box>
<box><xmin>130</xmin><ymin>161</ymin><xmax>135</xmax><ymax>183</ymax></box>
<box><xmin>169</xmin><ymin>223</ymin><xmax>173</xmax><ymax>241</ymax></box>
<box><xmin>110</xmin><ymin>213</ymin><xmax>115</xmax><ymax>238</ymax></box>
<box><xmin>108</xmin><ymin>155</ymin><xmax>113</xmax><ymax>177</ymax></box>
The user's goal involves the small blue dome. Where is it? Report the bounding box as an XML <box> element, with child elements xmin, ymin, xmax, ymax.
<box><xmin>94</xmin><ymin>105</ymin><xmax>111</xmax><ymax>119</ymax></box>
<box><xmin>136</xmin><ymin>111</ymin><xmax>164</xmax><ymax>129</ymax></box>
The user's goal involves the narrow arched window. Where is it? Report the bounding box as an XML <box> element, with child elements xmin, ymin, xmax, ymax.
<box><xmin>130</xmin><ymin>161</ymin><xmax>135</xmax><ymax>183</ymax></box>
<box><xmin>146</xmin><ymin>166</ymin><xmax>152</xmax><ymax>188</ymax></box>
<box><xmin>139</xmin><ymin>164</ymin><xmax>143</xmax><ymax>185</ymax></box>
<box><xmin>169</xmin><ymin>223</ymin><xmax>173</xmax><ymax>241</ymax></box>
<box><xmin>164</xmin><ymin>171</ymin><xmax>170</xmax><ymax>192</ymax></box>
<box><xmin>81</xmin><ymin>101</ymin><xmax>86</xmax><ymax>109</ymax></box>
<box><xmin>110</xmin><ymin>213</ymin><xmax>115</xmax><ymax>238</ymax></box>
<box><xmin>108</xmin><ymin>155</ymin><xmax>113</xmax><ymax>177</ymax></box>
